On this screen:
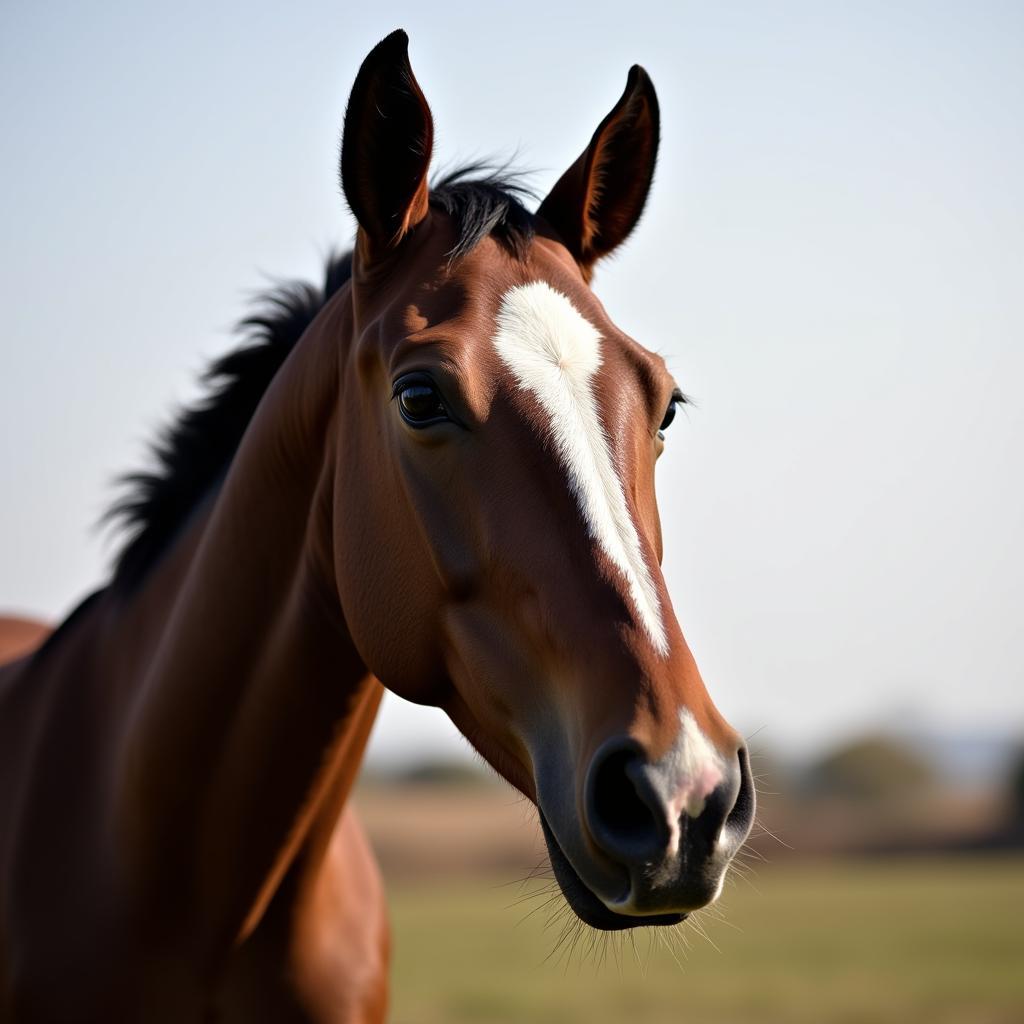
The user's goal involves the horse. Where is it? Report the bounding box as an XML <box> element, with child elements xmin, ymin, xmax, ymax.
<box><xmin>0</xmin><ymin>29</ymin><xmax>755</xmax><ymax>1022</ymax></box>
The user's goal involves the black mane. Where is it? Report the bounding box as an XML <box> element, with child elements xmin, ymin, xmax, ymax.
<box><xmin>107</xmin><ymin>169</ymin><xmax>536</xmax><ymax>588</ymax></box>
<box><xmin>429</xmin><ymin>164</ymin><xmax>535</xmax><ymax>261</ymax></box>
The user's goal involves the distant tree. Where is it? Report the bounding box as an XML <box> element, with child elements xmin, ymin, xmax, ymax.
<box><xmin>803</xmin><ymin>735</ymin><xmax>937</xmax><ymax>802</ymax></box>
<box><xmin>395</xmin><ymin>759</ymin><xmax>491</xmax><ymax>787</ymax></box>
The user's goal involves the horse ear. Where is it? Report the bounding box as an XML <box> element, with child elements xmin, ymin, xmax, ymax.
<box><xmin>341</xmin><ymin>30</ymin><xmax>433</xmax><ymax>260</ymax></box>
<box><xmin>537</xmin><ymin>66</ymin><xmax>660</xmax><ymax>279</ymax></box>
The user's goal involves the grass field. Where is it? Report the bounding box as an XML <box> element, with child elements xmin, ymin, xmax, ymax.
<box><xmin>386</xmin><ymin>857</ymin><xmax>1024</xmax><ymax>1024</ymax></box>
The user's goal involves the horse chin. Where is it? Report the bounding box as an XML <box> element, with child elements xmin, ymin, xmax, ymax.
<box><xmin>537</xmin><ymin>811</ymin><xmax>687</xmax><ymax>932</ymax></box>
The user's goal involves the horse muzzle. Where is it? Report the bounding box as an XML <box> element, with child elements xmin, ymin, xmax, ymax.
<box><xmin>536</xmin><ymin>727</ymin><xmax>755</xmax><ymax>930</ymax></box>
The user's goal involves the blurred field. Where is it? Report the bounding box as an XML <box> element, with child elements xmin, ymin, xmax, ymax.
<box><xmin>355</xmin><ymin>771</ymin><xmax>1024</xmax><ymax>1023</ymax></box>
<box><xmin>384</xmin><ymin>858</ymin><xmax>1024</xmax><ymax>1024</ymax></box>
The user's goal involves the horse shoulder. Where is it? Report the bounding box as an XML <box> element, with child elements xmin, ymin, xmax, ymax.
<box><xmin>213</xmin><ymin>802</ymin><xmax>389</xmax><ymax>1024</ymax></box>
<box><xmin>289</xmin><ymin>803</ymin><xmax>390</xmax><ymax>1024</ymax></box>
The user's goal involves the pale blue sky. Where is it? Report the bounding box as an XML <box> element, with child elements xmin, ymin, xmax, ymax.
<box><xmin>1</xmin><ymin>1</ymin><xmax>1022</xmax><ymax>765</ymax></box>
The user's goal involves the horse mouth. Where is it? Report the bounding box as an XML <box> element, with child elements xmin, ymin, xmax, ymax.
<box><xmin>537</xmin><ymin>811</ymin><xmax>687</xmax><ymax>932</ymax></box>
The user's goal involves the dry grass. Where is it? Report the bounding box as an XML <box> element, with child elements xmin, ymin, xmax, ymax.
<box><xmin>385</xmin><ymin>857</ymin><xmax>1024</xmax><ymax>1024</ymax></box>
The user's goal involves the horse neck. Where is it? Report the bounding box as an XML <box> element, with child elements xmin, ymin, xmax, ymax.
<box><xmin>103</xmin><ymin>285</ymin><xmax>379</xmax><ymax>954</ymax></box>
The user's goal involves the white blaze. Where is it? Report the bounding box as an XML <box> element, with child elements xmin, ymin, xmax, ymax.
<box><xmin>491</xmin><ymin>281</ymin><xmax>668</xmax><ymax>656</ymax></box>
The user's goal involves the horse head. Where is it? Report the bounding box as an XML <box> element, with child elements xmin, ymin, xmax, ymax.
<box><xmin>332</xmin><ymin>30</ymin><xmax>754</xmax><ymax>930</ymax></box>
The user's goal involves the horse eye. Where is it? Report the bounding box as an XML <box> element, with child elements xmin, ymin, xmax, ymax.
<box><xmin>658</xmin><ymin>396</ymin><xmax>680</xmax><ymax>438</ymax></box>
<box><xmin>397</xmin><ymin>380</ymin><xmax>448</xmax><ymax>426</ymax></box>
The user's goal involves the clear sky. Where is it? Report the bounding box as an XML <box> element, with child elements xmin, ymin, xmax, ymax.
<box><xmin>1</xmin><ymin>1</ymin><xmax>1021</xmax><ymax>766</ymax></box>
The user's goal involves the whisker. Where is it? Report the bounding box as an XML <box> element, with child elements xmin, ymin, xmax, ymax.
<box><xmin>657</xmin><ymin>925</ymin><xmax>687</xmax><ymax>971</ymax></box>
<box><xmin>543</xmin><ymin>913</ymin><xmax>577</xmax><ymax>965</ymax></box>
<box><xmin>628</xmin><ymin>930</ymin><xmax>646</xmax><ymax>975</ymax></box>
<box><xmin>735</xmin><ymin>844</ymin><xmax>769</xmax><ymax>864</ymax></box>
<box><xmin>751</xmin><ymin>820</ymin><xmax>793</xmax><ymax>850</ymax></box>
<box><xmin>686</xmin><ymin>912</ymin><xmax>722</xmax><ymax>953</ymax></box>
<box><xmin>513</xmin><ymin>889</ymin><xmax>566</xmax><ymax>926</ymax></box>
<box><xmin>492</xmin><ymin>859</ymin><xmax>553</xmax><ymax>889</ymax></box>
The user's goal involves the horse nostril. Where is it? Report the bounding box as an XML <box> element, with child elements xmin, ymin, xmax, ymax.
<box><xmin>687</xmin><ymin>745</ymin><xmax>756</xmax><ymax>859</ymax></box>
<box><xmin>585</xmin><ymin>738</ymin><xmax>757</xmax><ymax>873</ymax></box>
<box><xmin>585</xmin><ymin>740</ymin><xmax>666</xmax><ymax>864</ymax></box>
<box><xmin>726</xmin><ymin>746</ymin><xmax>756</xmax><ymax>840</ymax></box>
